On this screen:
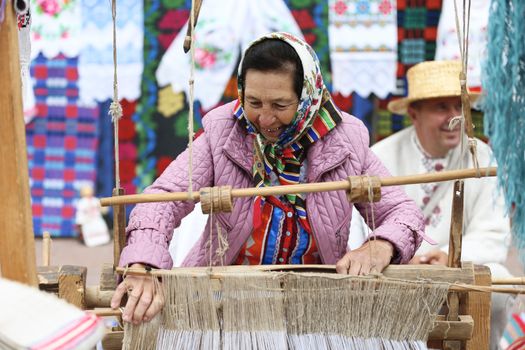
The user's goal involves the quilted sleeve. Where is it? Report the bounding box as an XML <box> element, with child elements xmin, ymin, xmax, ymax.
<box><xmin>119</xmin><ymin>129</ymin><xmax>214</xmax><ymax>269</ymax></box>
<box><xmin>353</xmin><ymin>124</ymin><xmax>424</xmax><ymax>264</ymax></box>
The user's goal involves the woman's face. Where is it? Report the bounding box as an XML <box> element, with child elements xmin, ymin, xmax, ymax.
<box><xmin>243</xmin><ymin>69</ymin><xmax>299</xmax><ymax>142</ymax></box>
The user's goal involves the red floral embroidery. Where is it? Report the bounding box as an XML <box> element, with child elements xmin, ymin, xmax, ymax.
<box><xmin>334</xmin><ymin>0</ymin><xmax>348</xmax><ymax>15</ymax></box>
<box><xmin>378</xmin><ymin>0</ymin><xmax>393</xmax><ymax>15</ymax></box>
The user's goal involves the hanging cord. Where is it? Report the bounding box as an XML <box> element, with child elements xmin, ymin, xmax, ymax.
<box><xmin>109</xmin><ymin>0</ymin><xmax>123</xmax><ymax>189</ymax></box>
<box><xmin>207</xmin><ymin>202</ymin><xmax>214</xmax><ymax>273</ymax></box>
<box><xmin>452</xmin><ymin>0</ymin><xmax>480</xmax><ymax>174</ymax></box>
<box><xmin>365</xmin><ymin>176</ymin><xmax>378</xmax><ymax>270</ymax></box>
<box><xmin>187</xmin><ymin>0</ymin><xmax>197</xmax><ymax>199</ymax></box>
<box><xmin>215</xmin><ymin>221</ymin><xmax>229</xmax><ymax>266</ymax></box>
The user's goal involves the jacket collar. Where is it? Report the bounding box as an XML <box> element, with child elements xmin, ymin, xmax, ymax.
<box><xmin>307</xmin><ymin>125</ymin><xmax>351</xmax><ymax>182</ymax></box>
<box><xmin>223</xmin><ymin>119</ymin><xmax>350</xmax><ymax>181</ymax></box>
<box><xmin>222</xmin><ymin>120</ymin><xmax>254</xmax><ymax>176</ymax></box>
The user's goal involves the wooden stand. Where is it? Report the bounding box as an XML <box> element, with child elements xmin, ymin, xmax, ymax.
<box><xmin>112</xmin><ymin>187</ymin><xmax>126</xmax><ymax>269</ymax></box>
<box><xmin>37</xmin><ymin>265</ymin><xmax>88</xmax><ymax>309</ymax></box>
<box><xmin>0</xmin><ymin>0</ymin><xmax>38</xmax><ymax>286</ymax></box>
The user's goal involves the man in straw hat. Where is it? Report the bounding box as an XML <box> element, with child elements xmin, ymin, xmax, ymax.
<box><xmin>351</xmin><ymin>60</ymin><xmax>514</xmax><ymax>349</ymax></box>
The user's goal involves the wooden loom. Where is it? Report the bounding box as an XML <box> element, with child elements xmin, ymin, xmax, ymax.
<box><xmin>0</xmin><ymin>1</ymin><xmax>523</xmax><ymax>350</ymax></box>
<box><xmin>97</xmin><ymin>167</ymin><xmax>503</xmax><ymax>350</ymax></box>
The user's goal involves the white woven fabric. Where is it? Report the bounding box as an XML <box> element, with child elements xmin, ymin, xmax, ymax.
<box><xmin>30</xmin><ymin>0</ymin><xmax>81</xmax><ymax>59</ymax></box>
<box><xmin>77</xmin><ymin>0</ymin><xmax>143</xmax><ymax>104</ymax></box>
<box><xmin>17</xmin><ymin>7</ymin><xmax>36</xmax><ymax>123</ymax></box>
<box><xmin>0</xmin><ymin>278</ymin><xmax>106</xmax><ymax>349</ymax></box>
<box><xmin>155</xmin><ymin>0</ymin><xmax>302</xmax><ymax>111</ymax></box>
<box><xmin>328</xmin><ymin>0</ymin><xmax>397</xmax><ymax>98</ymax></box>
<box><xmin>435</xmin><ymin>0</ymin><xmax>490</xmax><ymax>89</ymax></box>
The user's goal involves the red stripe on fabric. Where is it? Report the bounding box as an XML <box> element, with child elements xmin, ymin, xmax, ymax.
<box><xmin>514</xmin><ymin>314</ymin><xmax>525</xmax><ymax>332</ymax></box>
<box><xmin>311</xmin><ymin>115</ymin><xmax>329</xmax><ymax>137</ymax></box>
<box><xmin>253</xmin><ymin>197</ymin><xmax>263</xmax><ymax>229</ymax></box>
<box><xmin>508</xmin><ymin>338</ymin><xmax>525</xmax><ymax>350</ymax></box>
<box><xmin>299</xmin><ymin>217</ymin><xmax>312</xmax><ymax>233</ymax></box>
<box><xmin>33</xmin><ymin>314</ymin><xmax>101</xmax><ymax>350</ymax></box>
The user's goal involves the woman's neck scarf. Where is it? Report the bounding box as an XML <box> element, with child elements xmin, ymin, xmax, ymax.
<box><xmin>234</xmin><ymin>32</ymin><xmax>342</xmax><ymax>233</ymax></box>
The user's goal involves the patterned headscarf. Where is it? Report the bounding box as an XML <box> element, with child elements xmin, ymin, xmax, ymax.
<box><xmin>234</xmin><ymin>32</ymin><xmax>342</xmax><ymax>232</ymax></box>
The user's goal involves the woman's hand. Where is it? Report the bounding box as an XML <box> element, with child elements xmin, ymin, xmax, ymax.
<box><xmin>110</xmin><ymin>263</ymin><xmax>164</xmax><ymax>324</ymax></box>
<box><xmin>409</xmin><ymin>250</ymin><xmax>448</xmax><ymax>265</ymax></box>
<box><xmin>335</xmin><ymin>239</ymin><xmax>394</xmax><ymax>275</ymax></box>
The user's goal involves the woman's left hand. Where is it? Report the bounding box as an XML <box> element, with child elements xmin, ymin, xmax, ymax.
<box><xmin>335</xmin><ymin>239</ymin><xmax>394</xmax><ymax>275</ymax></box>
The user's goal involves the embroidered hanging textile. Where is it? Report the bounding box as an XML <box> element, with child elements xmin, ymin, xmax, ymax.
<box><xmin>328</xmin><ymin>0</ymin><xmax>398</xmax><ymax>99</ymax></box>
<box><xmin>155</xmin><ymin>0</ymin><xmax>303</xmax><ymax>111</ymax></box>
<box><xmin>30</xmin><ymin>0</ymin><xmax>81</xmax><ymax>59</ymax></box>
<box><xmin>435</xmin><ymin>0</ymin><xmax>490</xmax><ymax>89</ymax></box>
<box><xmin>78</xmin><ymin>0</ymin><xmax>144</xmax><ymax>104</ymax></box>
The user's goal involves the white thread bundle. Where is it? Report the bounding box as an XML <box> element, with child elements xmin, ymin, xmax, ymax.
<box><xmin>122</xmin><ymin>272</ymin><xmax>449</xmax><ymax>349</ymax></box>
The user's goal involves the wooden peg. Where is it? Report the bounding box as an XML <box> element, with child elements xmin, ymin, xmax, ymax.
<box><xmin>183</xmin><ymin>0</ymin><xmax>204</xmax><ymax>53</ymax></box>
<box><xmin>42</xmin><ymin>231</ymin><xmax>51</xmax><ymax>266</ymax></box>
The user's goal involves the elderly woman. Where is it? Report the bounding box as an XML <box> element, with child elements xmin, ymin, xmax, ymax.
<box><xmin>111</xmin><ymin>32</ymin><xmax>425</xmax><ymax>324</ymax></box>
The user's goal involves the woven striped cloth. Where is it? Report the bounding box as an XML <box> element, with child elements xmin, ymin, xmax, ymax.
<box><xmin>27</xmin><ymin>54</ymin><xmax>99</xmax><ymax>237</ymax></box>
<box><xmin>500</xmin><ymin>313</ymin><xmax>525</xmax><ymax>349</ymax></box>
<box><xmin>0</xmin><ymin>277</ymin><xmax>105</xmax><ymax>349</ymax></box>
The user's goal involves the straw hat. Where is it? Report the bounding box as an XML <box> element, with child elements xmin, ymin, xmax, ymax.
<box><xmin>387</xmin><ymin>60</ymin><xmax>480</xmax><ymax>115</ymax></box>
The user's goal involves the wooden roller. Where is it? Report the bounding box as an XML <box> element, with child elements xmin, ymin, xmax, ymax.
<box><xmin>347</xmin><ymin>175</ymin><xmax>381</xmax><ymax>203</ymax></box>
<box><xmin>200</xmin><ymin>185</ymin><xmax>233</xmax><ymax>214</ymax></box>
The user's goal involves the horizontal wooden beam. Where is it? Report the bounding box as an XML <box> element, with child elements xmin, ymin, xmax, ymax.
<box><xmin>100</xmin><ymin>167</ymin><xmax>497</xmax><ymax>207</ymax></box>
<box><xmin>85</xmin><ymin>286</ymin><xmax>114</xmax><ymax>309</ymax></box>
<box><xmin>116</xmin><ymin>262</ymin><xmax>476</xmax><ymax>285</ymax></box>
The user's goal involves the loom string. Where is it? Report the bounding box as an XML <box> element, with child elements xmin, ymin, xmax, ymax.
<box><xmin>187</xmin><ymin>0</ymin><xmax>196</xmax><ymax>199</ymax></box>
<box><xmin>109</xmin><ymin>0</ymin><xmax>123</xmax><ymax>189</ymax></box>
<box><xmin>207</xmin><ymin>196</ymin><xmax>213</xmax><ymax>271</ymax></box>
<box><xmin>185</xmin><ymin>0</ymin><xmax>228</xmax><ymax>269</ymax></box>
<box><xmin>451</xmin><ymin>0</ymin><xmax>480</xmax><ymax>173</ymax></box>
<box><xmin>364</xmin><ymin>175</ymin><xmax>379</xmax><ymax>271</ymax></box>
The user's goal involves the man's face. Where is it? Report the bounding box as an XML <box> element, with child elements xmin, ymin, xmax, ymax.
<box><xmin>408</xmin><ymin>96</ymin><xmax>463</xmax><ymax>158</ymax></box>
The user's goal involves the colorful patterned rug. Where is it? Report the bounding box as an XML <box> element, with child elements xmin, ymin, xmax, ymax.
<box><xmin>27</xmin><ymin>54</ymin><xmax>99</xmax><ymax>237</ymax></box>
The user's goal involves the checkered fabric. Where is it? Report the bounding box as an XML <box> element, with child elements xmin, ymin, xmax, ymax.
<box><xmin>397</xmin><ymin>0</ymin><xmax>442</xmax><ymax>82</ymax></box>
<box><xmin>27</xmin><ymin>54</ymin><xmax>99</xmax><ymax>237</ymax></box>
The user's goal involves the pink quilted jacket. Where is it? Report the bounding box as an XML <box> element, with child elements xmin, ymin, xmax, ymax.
<box><xmin>120</xmin><ymin>101</ymin><xmax>424</xmax><ymax>269</ymax></box>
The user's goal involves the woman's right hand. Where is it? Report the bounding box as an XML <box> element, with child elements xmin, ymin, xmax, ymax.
<box><xmin>110</xmin><ymin>263</ymin><xmax>164</xmax><ymax>325</ymax></box>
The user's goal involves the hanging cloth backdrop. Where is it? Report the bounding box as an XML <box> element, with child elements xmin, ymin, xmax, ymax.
<box><xmin>131</xmin><ymin>0</ymin><xmax>330</xmax><ymax>193</ymax></box>
<box><xmin>395</xmin><ymin>0</ymin><xmax>442</xmax><ymax>91</ymax></box>
<box><xmin>482</xmin><ymin>0</ymin><xmax>525</xmax><ymax>263</ymax></box>
<box><xmin>27</xmin><ymin>55</ymin><xmax>99</xmax><ymax>237</ymax></box>
<box><xmin>16</xmin><ymin>2</ymin><xmax>37</xmax><ymax>123</ymax></box>
<box><xmin>78</xmin><ymin>0</ymin><xmax>143</xmax><ymax>104</ymax></box>
<box><xmin>435</xmin><ymin>0</ymin><xmax>490</xmax><ymax>89</ymax></box>
<box><xmin>30</xmin><ymin>0</ymin><xmax>81</xmax><ymax>59</ymax></box>
<box><xmin>155</xmin><ymin>0</ymin><xmax>303</xmax><ymax>112</ymax></box>
<box><xmin>328</xmin><ymin>0</ymin><xmax>397</xmax><ymax>99</ymax></box>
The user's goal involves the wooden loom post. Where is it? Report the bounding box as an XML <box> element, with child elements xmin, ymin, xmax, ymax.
<box><xmin>448</xmin><ymin>181</ymin><xmax>464</xmax><ymax>269</ymax></box>
<box><xmin>444</xmin><ymin>180</ymin><xmax>491</xmax><ymax>350</ymax></box>
<box><xmin>112</xmin><ymin>188</ymin><xmax>126</xmax><ymax>269</ymax></box>
<box><xmin>444</xmin><ymin>180</ymin><xmax>465</xmax><ymax>350</ymax></box>
<box><xmin>0</xmin><ymin>2</ymin><xmax>38</xmax><ymax>286</ymax></box>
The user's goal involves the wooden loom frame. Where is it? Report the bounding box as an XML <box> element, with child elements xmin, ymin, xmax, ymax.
<box><xmin>0</xmin><ymin>1</ymin><xmax>503</xmax><ymax>349</ymax></box>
